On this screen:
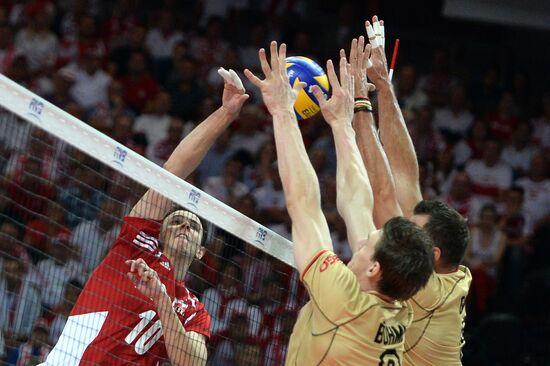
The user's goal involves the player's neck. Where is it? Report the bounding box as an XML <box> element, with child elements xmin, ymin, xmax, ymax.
<box><xmin>171</xmin><ymin>257</ymin><xmax>191</xmax><ymax>282</ymax></box>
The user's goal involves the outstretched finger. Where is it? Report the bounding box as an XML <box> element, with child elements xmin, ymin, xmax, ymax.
<box><xmin>278</xmin><ymin>43</ymin><xmax>287</xmax><ymax>78</ymax></box>
<box><xmin>339</xmin><ymin>54</ymin><xmax>350</xmax><ymax>91</ymax></box>
<box><xmin>365</xmin><ymin>20</ymin><xmax>379</xmax><ymax>49</ymax></box>
<box><xmin>292</xmin><ymin>80</ymin><xmax>307</xmax><ymax>95</ymax></box>
<box><xmin>228</xmin><ymin>69</ymin><xmax>245</xmax><ymax>91</ymax></box>
<box><xmin>244</xmin><ymin>69</ymin><xmax>263</xmax><ymax>88</ymax></box>
<box><xmin>270</xmin><ymin>41</ymin><xmax>279</xmax><ymax>73</ymax></box>
<box><xmin>259</xmin><ymin>48</ymin><xmax>271</xmax><ymax>78</ymax></box>
<box><xmin>380</xmin><ymin>20</ymin><xmax>385</xmax><ymax>49</ymax></box>
<box><xmin>349</xmin><ymin>38</ymin><xmax>358</xmax><ymax>73</ymax></box>
<box><xmin>357</xmin><ymin>36</ymin><xmax>366</xmax><ymax>71</ymax></box>
<box><xmin>311</xmin><ymin>85</ymin><xmax>327</xmax><ymax>108</ymax></box>
<box><xmin>326</xmin><ymin>59</ymin><xmax>341</xmax><ymax>91</ymax></box>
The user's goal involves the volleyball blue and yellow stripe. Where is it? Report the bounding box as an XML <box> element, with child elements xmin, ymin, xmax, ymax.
<box><xmin>285</xmin><ymin>56</ymin><xmax>330</xmax><ymax>120</ymax></box>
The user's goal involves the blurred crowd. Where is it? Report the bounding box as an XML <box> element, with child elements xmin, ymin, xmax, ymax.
<box><xmin>0</xmin><ymin>0</ymin><xmax>549</xmax><ymax>365</ymax></box>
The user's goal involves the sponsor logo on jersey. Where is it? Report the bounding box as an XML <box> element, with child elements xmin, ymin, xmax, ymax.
<box><xmin>319</xmin><ymin>254</ymin><xmax>341</xmax><ymax>272</ymax></box>
<box><xmin>172</xmin><ymin>299</ymin><xmax>188</xmax><ymax>316</ymax></box>
<box><xmin>160</xmin><ymin>261</ymin><xmax>171</xmax><ymax>270</ymax></box>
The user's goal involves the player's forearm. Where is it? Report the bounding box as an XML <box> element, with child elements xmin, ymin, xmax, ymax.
<box><xmin>377</xmin><ymin>82</ymin><xmax>422</xmax><ymax>216</ymax></box>
<box><xmin>272</xmin><ymin>109</ymin><xmax>321</xmax><ymax>215</ymax></box>
<box><xmin>353</xmin><ymin>111</ymin><xmax>402</xmax><ymax>228</ymax></box>
<box><xmin>163</xmin><ymin>106</ymin><xmax>235</xmax><ymax>179</ymax></box>
<box><xmin>156</xmin><ymin>294</ymin><xmax>207</xmax><ymax>366</ymax></box>
<box><xmin>331</xmin><ymin>122</ymin><xmax>375</xmax><ymax>252</ymax></box>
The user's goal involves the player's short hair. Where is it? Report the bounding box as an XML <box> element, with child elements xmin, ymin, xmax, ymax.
<box><xmin>413</xmin><ymin>200</ymin><xmax>469</xmax><ymax>267</ymax></box>
<box><xmin>374</xmin><ymin>217</ymin><xmax>434</xmax><ymax>301</ymax></box>
<box><xmin>162</xmin><ymin>205</ymin><xmax>208</xmax><ymax>247</ymax></box>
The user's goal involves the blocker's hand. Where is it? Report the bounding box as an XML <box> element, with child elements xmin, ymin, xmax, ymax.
<box><xmin>365</xmin><ymin>15</ymin><xmax>390</xmax><ymax>88</ymax></box>
<box><xmin>126</xmin><ymin>258</ymin><xmax>167</xmax><ymax>302</ymax></box>
<box><xmin>218</xmin><ymin>67</ymin><xmax>249</xmax><ymax>118</ymax></box>
<box><xmin>310</xmin><ymin>55</ymin><xmax>354</xmax><ymax>128</ymax></box>
<box><xmin>345</xmin><ymin>36</ymin><xmax>376</xmax><ymax>98</ymax></box>
<box><xmin>244</xmin><ymin>41</ymin><xmax>306</xmax><ymax>116</ymax></box>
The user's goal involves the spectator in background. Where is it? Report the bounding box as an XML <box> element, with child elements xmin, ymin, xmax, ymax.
<box><xmin>420</xmin><ymin>48</ymin><xmax>452</xmax><ymax>106</ymax></box>
<box><xmin>453</xmin><ymin>119</ymin><xmax>490</xmax><ymax>166</ymax></box>
<box><xmin>151</xmin><ymin>117</ymin><xmax>186</xmax><ymax>165</ymax></box>
<box><xmin>233</xmin><ymin>240</ymin><xmax>272</xmax><ymax>303</ymax></box>
<box><xmin>58</xmin><ymin>13</ymin><xmax>107</xmax><ymax>67</ymax></box>
<box><xmin>145</xmin><ymin>9</ymin><xmax>184</xmax><ymax>82</ymax></box>
<box><xmin>432</xmin><ymin>148</ymin><xmax>457</xmax><ymax>196</ymax></box>
<box><xmin>191</xmin><ymin>16</ymin><xmax>229</xmax><ymax>77</ymax></box>
<box><xmin>203</xmin><ymin>157</ymin><xmax>249</xmax><ymax>205</ymax></box>
<box><xmin>167</xmin><ymin>57</ymin><xmax>204</xmax><ymax>121</ymax></box>
<box><xmin>441</xmin><ymin>170</ymin><xmax>484</xmax><ymax>223</ymax></box>
<box><xmin>24</xmin><ymin>200</ymin><xmax>70</xmax><ymax>264</ymax></box>
<box><xmin>0</xmin><ymin>23</ymin><xmax>16</xmax><ymax>75</ymax></box>
<box><xmin>14</xmin><ymin>321</ymin><xmax>50</xmax><ymax>366</ymax></box>
<box><xmin>252</xmin><ymin>163</ymin><xmax>287</xmax><ymax>227</ymax></box>
<box><xmin>465</xmin><ymin>203</ymin><xmax>507</xmax><ymax>314</ymax></box>
<box><xmin>68</xmin><ymin>46</ymin><xmax>111</xmax><ymax>115</ymax></box>
<box><xmin>235</xmin><ymin>343</ymin><xmax>262</xmax><ymax>366</ymax></box>
<box><xmin>119</xmin><ymin>50</ymin><xmax>159</xmax><ymax>113</ymax></box>
<box><xmin>197</xmin><ymin>128</ymin><xmax>233</xmax><ymax>184</ymax></box>
<box><xmin>110</xmin><ymin>114</ymin><xmax>147</xmax><ymax>156</ymax></box>
<box><xmin>515</xmin><ymin>153</ymin><xmax>550</xmax><ymax>224</ymax></box>
<box><xmin>228</xmin><ymin>105</ymin><xmax>269</xmax><ymax>157</ymax></box>
<box><xmin>465</xmin><ymin>139</ymin><xmax>512</xmax><ymax>202</ymax></box>
<box><xmin>43</xmin><ymin>279</ymin><xmax>82</xmax><ymax>344</ymax></box>
<box><xmin>70</xmin><ymin>199</ymin><xmax>122</xmax><ymax>275</ymax></box>
<box><xmin>485</xmin><ymin>91</ymin><xmax>520</xmax><ymax>141</ymax></box>
<box><xmin>7</xmin><ymin>156</ymin><xmax>56</xmax><ymax>223</ymax></box>
<box><xmin>0</xmin><ymin>257</ymin><xmax>41</xmax><ymax>346</ymax></box>
<box><xmin>532</xmin><ymin>93</ymin><xmax>550</xmax><ymax>152</ymax></box>
<box><xmin>395</xmin><ymin>64</ymin><xmax>428</xmax><ymax>118</ymax></box>
<box><xmin>7</xmin><ymin>55</ymin><xmax>38</xmax><ymax>92</ymax></box>
<box><xmin>330</xmin><ymin>216</ymin><xmax>352</xmax><ymax>263</ymax></box>
<box><xmin>408</xmin><ymin>105</ymin><xmax>444</xmax><ymax>162</ymax></box>
<box><xmin>36</xmin><ymin>232</ymin><xmax>83</xmax><ymax>309</ymax></box>
<box><xmin>47</xmin><ymin>66</ymin><xmax>77</xmax><ymax>110</ymax></box>
<box><xmin>110</xmin><ymin>24</ymin><xmax>147</xmax><ymax>76</ymax></box>
<box><xmin>133</xmin><ymin>91</ymin><xmax>173</xmax><ymax>157</ymax></box>
<box><xmin>501</xmin><ymin>122</ymin><xmax>539</xmax><ymax>178</ymax></box>
<box><xmin>211</xmin><ymin>314</ymin><xmax>255</xmax><ymax>366</ymax></box>
<box><xmin>0</xmin><ymin>219</ymin><xmax>31</xmax><ymax>271</ymax></box>
<box><xmin>500</xmin><ymin>186</ymin><xmax>533</xmax><ymax>303</ymax></box>
<box><xmin>58</xmin><ymin>160</ymin><xmax>105</xmax><ymax>228</ymax></box>
<box><xmin>433</xmin><ymin>85</ymin><xmax>474</xmax><ymax>143</ymax></box>
<box><xmin>264</xmin><ymin>311</ymin><xmax>295</xmax><ymax>366</ymax></box>
<box><xmin>4</xmin><ymin>127</ymin><xmax>58</xmax><ymax>183</ymax></box>
<box><xmin>472</xmin><ymin>67</ymin><xmax>502</xmax><ymax>116</ymax></box>
<box><xmin>202</xmin><ymin>261</ymin><xmax>244</xmax><ymax>334</ymax></box>
<box><xmin>101</xmin><ymin>0</ymin><xmax>141</xmax><ymax>51</ymax></box>
<box><xmin>14</xmin><ymin>5</ymin><xmax>58</xmax><ymax>73</ymax></box>
<box><xmin>196</xmin><ymin>233</ymin><xmax>225</xmax><ymax>293</ymax></box>
<box><xmin>106</xmin><ymin>79</ymin><xmax>133</xmax><ymax>118</ymax></box>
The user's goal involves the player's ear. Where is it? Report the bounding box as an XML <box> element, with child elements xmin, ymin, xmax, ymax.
<box><xmin>433</xmin><ymin>247</ymin><xmax>441</xmax><ymax>263</ymax></box>
<box><xmin>195</xmin><ymin>246</ymin><xmax>206</xmax><ymax>260</ymax></box>
<box><xmin>366</xmin><ymin>261</ymin><xmax>381</xmax><ymax>280</ymax></box>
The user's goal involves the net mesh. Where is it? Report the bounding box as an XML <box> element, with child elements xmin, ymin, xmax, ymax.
<box><xmin>0</xmin><ymin>81</ymin><xmax>305</xmax><ymax>365</ymax></box>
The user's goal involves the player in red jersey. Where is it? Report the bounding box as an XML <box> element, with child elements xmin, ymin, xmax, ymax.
<box><xmin>40</xmin><ymin>68</ymin><xmax>249</xmax><ymax>366</ymax></box>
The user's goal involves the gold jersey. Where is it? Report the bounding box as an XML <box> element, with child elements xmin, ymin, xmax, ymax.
<box><xmin>404</xmin><ymin>266</ymin><xmax>472</xmax><ymax>366</ymax></box>
<box><xmin>286</xmin><ymin>250</ymin><xmax>413</xmax><ymax>366</ymax></box>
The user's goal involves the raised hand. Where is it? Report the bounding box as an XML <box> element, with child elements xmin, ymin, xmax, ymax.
<box><xmin>310</xmin><ymin>55</ymin><xmax>354</xmax><ymax>127</ymax></box>
<box><xmin>218</xmin><ymin>67</ymin><xmax>250</xmax><ymax>117</ymax></box>
<box><xmin>126</xmin><ymin>258</ymin><xmax>167</xmax><ymax>302</ymax></box>
<box><xmin>365</xmin><ymin>16</ymin><xmax>390</xmax><ymax>88</ymax></box>
<box><xmin>244</xmin><ymin>41</ymin><xmax>306</xmax><ymax>116</ymax></box>
<box><xmin>345</xmin><ymin>36</ymin><xmax>376</xmax><ymax>98</ymax></box>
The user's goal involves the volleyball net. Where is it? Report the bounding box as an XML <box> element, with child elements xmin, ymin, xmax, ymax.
<box><xmin>0</xmin><ymin>74</ymin><xmax>304</xmax><ymax>365</ymax></box>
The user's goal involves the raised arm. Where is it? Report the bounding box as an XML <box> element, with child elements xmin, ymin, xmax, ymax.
<box><xmin>130</xmin><ymin>69</ymin><xmax>249</xmax><ymax>220</ymax></box>
<box><xmin>348</xmin><ymin>35</ymin><xmax>402</xmax><ymax>230</ymax></box>
<box><xmin>244</xmin><ymin>42</ymin><xmax>332</xmax><ymax>274</ymax></box>
<box><xmin>366</xmin><ymin>16</ymin><xmax>422</xmax><ymax>217</ymax></box>
<box><xmin>310</xmin><ymin>52</ymin><xmax>376</xmax><ymax>253</ymax></box>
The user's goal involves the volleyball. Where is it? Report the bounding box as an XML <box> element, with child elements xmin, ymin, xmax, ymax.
<box><xmin>285</xmin><ymin>56</ymin><xmax>330</xmax><ymax>120</ymax></box>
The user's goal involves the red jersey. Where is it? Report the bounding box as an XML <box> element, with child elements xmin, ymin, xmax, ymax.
<box><xmin>42</xmin><ymin>216</ymin><xmax>211</xmax><ymax>365</ymax></box>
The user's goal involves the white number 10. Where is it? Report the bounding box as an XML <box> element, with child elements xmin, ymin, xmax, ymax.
<box><xmin>124</xmin><ymin>310</ymin><xmax>163</xmax><ymax>354</ymax></box>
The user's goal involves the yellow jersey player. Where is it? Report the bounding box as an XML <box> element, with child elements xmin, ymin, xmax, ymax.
<box><xmin>244</xmin><ymin>41</ymin><xmax>434</xmax><ymax>365</ymax></box>
<box><xmin>352</xmin><ymin>16</ymin><xmax>472</xmax><ymax>366</ymax></box>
